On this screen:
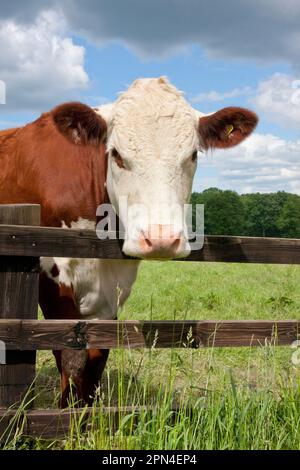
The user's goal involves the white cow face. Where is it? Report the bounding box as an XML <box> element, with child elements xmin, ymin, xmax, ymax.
<box><xmin>96</xmin><ymin>77</ymin><xmax>258</xmax><ymax>259</ymax></box>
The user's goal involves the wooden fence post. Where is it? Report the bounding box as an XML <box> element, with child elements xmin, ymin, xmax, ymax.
<box><xmin>0</xmin><ymin>204</ymin><xmax>41</xmax><ymax>408</ymax></box>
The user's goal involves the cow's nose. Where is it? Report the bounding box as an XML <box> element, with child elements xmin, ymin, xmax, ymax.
<box><xmin>139</xmin><ymin>224</ymin><xmax>183</xmax><ymax>258</ymax></box>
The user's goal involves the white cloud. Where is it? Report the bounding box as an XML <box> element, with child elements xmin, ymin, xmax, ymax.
<box><xmin>2</xmin><ymin>1</ymin><xmax>300</xmax><ymax>67</ymax></box>
<box><xmin>0</xmin><ymin>9</ymin><xmax>89</xmax><ymax>111</ymax></box>
<box><xmin>2</xmin><ymin>2</ymin><xmax>300</xmax><ymax>114</ymax></box>
<box><xmin>197</xmin><ymin>133</ymin><xmax>300</xmax><ymax>194</ymax></box>
<box><xmin>61</xmin><ymin>1</ymin><xmax>300</xmax><ymax>68</ymax></box>
<box><xmin>192</xmin><ymin>87</ymin><xmax>251</xmax><ymax>104</ymax></box>
<box><xmin>251</xmin><ymin>73</ymin><xmax>300</xmax><ymax>129</ymax></box>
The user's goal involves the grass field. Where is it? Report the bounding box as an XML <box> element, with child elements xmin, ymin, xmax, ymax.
<box><xmin>2</xmin><ymin>261</ymin><xmax>300</xmax><ymax>449</ymax></box>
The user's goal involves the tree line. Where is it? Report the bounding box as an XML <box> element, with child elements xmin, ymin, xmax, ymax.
<box><xmin>190</xmin><ymin>188</ymin><xmax>300</xmax><ymax>238</ymax></box>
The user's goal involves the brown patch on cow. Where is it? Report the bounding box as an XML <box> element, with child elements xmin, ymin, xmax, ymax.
<box><xmin>0</xmin><ymin>104</ymin><xmax>108</xmax><ymax>227</ymax></box>
<box><xmin>199</xmin><ymin>107</ymin><xmax>258</xmax><ymax>150</ymax></box>
<box><xmin>51</xmin><ymin>102</ymin><xmax>107</xmax><ymax>145</ymax></box>
<box><xmin>57</xmin><ymin>348</ymin><xmax>110</xmax><ymax>407</ymax></box>
<box><xmin>61</xmin><ymin>349</ymin><xmax>88</xmax><ymax>379</ymax></box>
<box><xmin>81</xmin><ymin>349</ymin><xmax>110</xmax><ymax>405</ymax></box>
<box><xmin>50</xmin><ymin>263</ymin><xmax>60</xmax><ymax>277</ymax></box>
<box><xmin>0</xmin><ymin>127</ymin><xmax>20</xmax><ymax>144</ymax></box>
<box><xmin>0</xmin><ymin>101</ymin><xmax>111</xmax><ymax>407</ymax></box>
<box><xmin>39</xmin><ymin>272</ymin><xmax>81</xmax><ymax>320</ymax></box>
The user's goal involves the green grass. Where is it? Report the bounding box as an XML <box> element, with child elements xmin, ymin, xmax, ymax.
<box><xmin>2</xmin><ymin>262</ymin><xmax>300</xmax><ymax>449</ymax></box>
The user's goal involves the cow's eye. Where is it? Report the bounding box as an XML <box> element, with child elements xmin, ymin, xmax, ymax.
<box><xmin>191</xmin><ymin>151</ymin><xmax>198</xmax><ymax>162</ymax></box>
<box><xmin>112</xmin><ymin>148</ymin><xmax>125</xmax><ymax>169</ymax></box>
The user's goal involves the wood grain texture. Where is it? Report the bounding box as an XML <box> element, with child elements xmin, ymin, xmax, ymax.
<box><xmin>0</xmin><ymin>223</ymin><xmax>300</xmax><ymax>263</ymax></box>
<box><xmin>0</xmin><ymin>406</ymin><xmax>164</xmax><ymax>439</ymax></box>
<box><xmin>0</xmin><ymin>204</ymin><xmax>41</xmax><ymax>226</ymax></box>
<box><xmin>0</xmin><ymin>320</ymin><xmax>299</xmax><ymax>349</ymax></box>
<box><xmin>0</xmin><ymin>205</ymin><xmax>40</xmax><ymax>407</ymax></box>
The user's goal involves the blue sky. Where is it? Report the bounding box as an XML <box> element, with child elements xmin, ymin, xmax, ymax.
<box><xmin>1</xmin><ymin>1</ymin><xmax>300</xmax><ymax>194</ymax></box>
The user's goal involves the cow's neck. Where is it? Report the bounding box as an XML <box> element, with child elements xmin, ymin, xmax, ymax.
<box><xmin>42</xmin><ymin>148</ymin><xmax>108</xmax><ymax>228</ymax></box>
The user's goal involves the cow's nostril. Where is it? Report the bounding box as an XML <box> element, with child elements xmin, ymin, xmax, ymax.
<box><xmin>140</xmin><ymin>231</ymin><xmax>153</xmax><ymax>248</ymax></box>
<box><xmin>171</xmin><ymin>238</ymin><xmax>180</xmax><ymax>251</ymax></box>
<box><xmin>144</xmin><ymin>237</ymin><xmax>152</xmax><ymax>248</ymax></box>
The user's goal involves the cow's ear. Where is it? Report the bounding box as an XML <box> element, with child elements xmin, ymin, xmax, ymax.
<box><xmin>198</xmin><ymin>107</ymin><xmax>258</xmax><ymax>150</ymax></box>
<box><xmin>52</xmin><ymin>102</ymin><xmax>107</xmax><ymax>145</ymax></box>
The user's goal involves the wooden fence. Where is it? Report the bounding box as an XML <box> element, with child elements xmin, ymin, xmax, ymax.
<box><xmin>0</xmin><ymin>204</ymin><xmax>300</xmax><ymax>439</ymax></box>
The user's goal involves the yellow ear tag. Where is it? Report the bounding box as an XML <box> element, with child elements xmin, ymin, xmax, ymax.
<box><xmin>227</xmin><ymin>124</ymin><xmax>234</xmax><ymax>136</ymax></box>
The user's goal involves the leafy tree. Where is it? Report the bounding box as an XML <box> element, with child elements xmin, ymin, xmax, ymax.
<box><xmin>190</xmin><ymin>189</ymin><xmax>300</xmax><ymax>238</ymax></box>
<box><xmin>241</xmin><ymin>192</ymin><xmax>289</xmax><ymax>237</ymax></box>
<box><xmin>191</xmin><ymin>188</ymin><xmax>245</xmax><ymax>235</ymax></box>
<box><xmin>276</xmin><ymin>195</ymin><xmax>300</xmax><ymax>238</ymax></box>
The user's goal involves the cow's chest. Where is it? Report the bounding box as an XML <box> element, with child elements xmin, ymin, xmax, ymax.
<box><xmin>41</xmin><ymin>257</ymin><xmax>140</xmax><ymax>319</ymax></box>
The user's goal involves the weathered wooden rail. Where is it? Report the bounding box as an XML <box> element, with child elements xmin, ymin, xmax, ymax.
<box><xmin>0</xmin><ymin>319</ymin><xmax>299</xmax><ymax>349</ymax></box>
<box><xmin>0</xmin><ymin>204</ymin><xmax>300</xmax><ymax>440</ymax></box>
<box><xmin>0</xmin><ymin>406</ymin><xmax>147</xmax><ymax>440</ymax></box>
<box><xmin>1</xmin><ymin>222</ymin><xmax>300</xmax><ymax>263</ymax></box>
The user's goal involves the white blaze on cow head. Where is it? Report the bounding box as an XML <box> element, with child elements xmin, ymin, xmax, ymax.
<box><xmin>95</xmin><ymin>77</ymin><xmax>258</xmax><ymax>259</ymax></box>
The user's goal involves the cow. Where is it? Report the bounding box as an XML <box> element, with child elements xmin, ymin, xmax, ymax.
<box><xmin>0</xmin><ymin>77</ymin><xmax>258</xmax><ymax>407</ymax></box>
